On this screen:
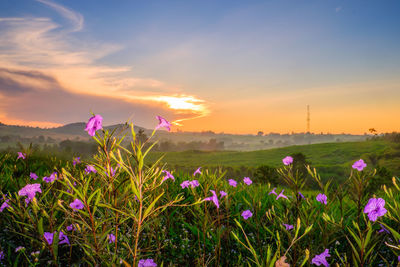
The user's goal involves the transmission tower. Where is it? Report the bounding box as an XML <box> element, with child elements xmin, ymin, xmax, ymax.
<box><xmin>307</xmin><ymin>105</ymin><xmax>310</xmax><ymax>133</ymax></box>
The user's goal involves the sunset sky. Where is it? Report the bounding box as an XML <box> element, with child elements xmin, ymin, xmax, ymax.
<box><xmin>0</xmin><ymin>0</ymin><xmax>399</xmax><ymax>134</ymax></box>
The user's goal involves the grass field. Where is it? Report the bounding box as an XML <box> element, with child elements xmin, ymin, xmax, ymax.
<box><xmin>148</xmin><ymin>140</ymin><xmax>394</xmax><ymax>169</ymax></box>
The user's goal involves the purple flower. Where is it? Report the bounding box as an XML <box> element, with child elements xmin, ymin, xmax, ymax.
<box><xmin>180</xmin><ymin>180</ymin><xmax>190</xmax><ymax>189</ymax></box>
<box><xmin>241</xmin><ymin>210</ymin><xmax>253</xmax><ymax>220</ymax></box>
<box><xmin>0</xmin><ymin>250</ymin><xmax>4</xmax><ymax>260</ymax></box>
<box><xmin>204</xmin><ymin>190</ymin><xmax>219</xmax><ymax>209</ymax></box>
<box><xmin>162</xmin><ymin>170</ymin><xmax>175</xmax><ymax>182</ymax></box>
<box><xmin>18</xmin><ymin>183</ymin><xmax>42</xmax><ymax>204</ymax></box>
<box><xmin>108</xmin><ymin>233</ymin><xmax>116</xmax><ymax>243</ymax></box>
<box><xmin>352</xmin><ymin>159</ymin><xmax>367</xmax><ymax>171</ymax></box>
<box><xmin>85</xmin><ymin>114</ymin><xmax>103</xmax><ymax>136</ymax></box>
<box><xmin>276</xmin><ymin>190</ymin><xmax>288</xmax><ymax>200</ymax></box>
<box><xmin>108</xmin><ymin>166</ymin><xmax>117</xmax><ymax>177</ymax></box>
<box><xmin>44</xmin><ymin>232</ymin><xmax>55</xmax><ymax>245</ymax></box>
<box><xmin>17</xmin><ymin>152</ymin><xmax>26</xmax><ymax>160</ymax></box>
<box><xmin>228</xmin><ymin>179</ymin><xmax>237</xmax><ymax>187</ymax></box>
<box><xmin>73</xmin><ymin>157</ymin><xmax>81</xmax><ymax>166</ymax></box>
<box><xmin>138</xmin><ymin>258</ymin><xmax>157</xmax><ymax>267</ymax></box>
<box><xmin>155</xmin><ymin>115</ymin><xmax>171</xmax><ymax>132</ymax></box>
<box><xmin>378</xmin><ymin>224</ymin><xmax>390</xmax><ymax>234</ymax></box>
<box><xmin>85</xmin><ymin>165</ymin><xmax>97</xmax><ymax>174</ymax></box>
<box><xmin>268</xmin><ymin>188</ymin><xmax>277</xmax><ymax>195</ymax></box>
<box><xmin>30</xmin><ymin>172</ymin><xmax>38</xmax><ymax>180</ymax></box>
<box><xmin>283</xmin><ymin>224</ymin><xmax>294</xmax><ymax>230</ymax></box>
<box><xmin>66</xmin><ymin>224</ymin><xmax>75</xmax><ymax>232</ymax></box>
<box><xmin>0</xmin><ymin>199</ymin><xmax>10</xmax><ymax>212</ymax></box>
<box><xmin>193</xmin><ymin>167</ymin><xmax>202</xmax><ymax>176</ymax></box>
<box><xmin>243</xmin><ymin>177</ymin><xmax>252</xmax><ymax>185</ymax></box>
<box><xmin>15</xmin><ymin>246</ymin><xmax>24</xmax><ymax>252</ymax></box>
<box><xmin>189</xmin><ymin>180</ymin><xmax>200</xmax><ymax>188</ymax></box>
<box><xmin>311</xmin><ymin>249</ymin><xmax>330</xmax><ymax>267</ymax></box>
<box><xmin>298</xmin><ymin>191</ymin><xmax>305</xmax><ymax>199</ymax></box>
<box><xmin>220</xmin><ymin>191</ymin><xmax>227</xmax><ymax>198</ymax></box>
<box><xmin>316</xmin><ymin>193</ymin><xmax>327</xmax><ymax>205</ymax></box>
<box><xmin>59</xmin><ymin>231</ymin><xmax>70</xmax><ymax>245</ymax></box>
<box><xmin>282</xmin><ymin>156</ymin><xmax>293</xmax><ymax>166</ymax></box>
<box><xmin>43</xmin><ymin>172</ymin><xmax>57</xmax><ymax>183</ymax></box>
<box><xmin>364</xmin><ymin>198</ymin><xmax>387</xmax><ymax>222</ymax></box>
<box><xmin>70</xmin><ymin>199</ymin><xmax>84</xmax><ymax>210</ymax></box>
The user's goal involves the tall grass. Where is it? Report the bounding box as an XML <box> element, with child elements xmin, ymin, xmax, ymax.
<box><xmin>0</xmin><ymin>119</ymin><xmax>399</xmax><ymax>266</ymax></box>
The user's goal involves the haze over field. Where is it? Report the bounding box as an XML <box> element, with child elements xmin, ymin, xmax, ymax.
<box><xmin>0</xmin><ymin>0</ymin><xmax>399</xmax><ymax>134</ymax></box>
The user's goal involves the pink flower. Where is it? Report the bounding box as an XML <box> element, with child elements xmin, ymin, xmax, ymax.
<box><xmin>220</xmin><ymin>191</ymin><xmax>227</xmax><ymax>198</ymax></box>
<box><xmin>282</xmin><ymin>156</ymin><xmax>293</xmax><ymax>165</ymax></box>
<box><xmin>155</xmin><ymin>115</ymin><xmax>171</xmax><ymax>131</ymax></box>
<box><xmin>108</xmin><ymin>233</ymin><xmax>116</xmax><ymax>243</ymax></box>
<box><xmin>44</xmin><ymin>232</ymin><xmax>55</xmax><ymax>245</ymax></box>
<box><xmin>66</xmin><ymin>224</ymin><xmax>76</xmax><ymax>231</ymax></box>
<box><xmin>0</xmin><ymin>199</ymin><xmax>10</xmax><ymax>212</ymax></box>
<box><xmin>59</xmin><ymin>231</ymin><xmax>70</xmax><ymax>245</ymax></box>
<box><xmin>204</xmin><ymin>190</ymin><xmax>219</xmax><ymax>209</ymax></box>
<box><xmin>162</xmin><ymin>170</ymin><xmax>175</xmax><ymax>182</ymax></box>
<box><xmin>30</xmin><ymin>172</ymin><xmax>38</xmax><ymax>180</ymax></box>
<box><xmin>85</xmin><ymin>165</ymin><xmax>97</xmax><ymax>174</ymax></box>
<box><xmin>85</xmin><ymin>114</ymin><xmax>103</xmax><ymax>136</ymax></box>
<box><xmin>276</xmin><ymin>190</ymin><xmax>288</xmax><ymax>200</ymax></box>
<box><xmin>43</xmin><ymin>172</ymin><xmax>57</xmax><ymax>183</ymax></box>
<box><xmin>70</xmin><ymin>199</ymin><xmax>84</xmax><ymax>210</ymax></box>
<box><xmin>316</xmin><ymin>193</ymin><xmax>327</xmax><ymax>205</ymax></box>
<box><xmin>138</xmin><ymin>259</ymin><xmax>157</xmax><ymax>267</ymax></box>
<box><xmin>241</xmin><ymin>210</ymin><xmax>253</xmax><ymax>220</ymax></box>
<box><xmin>190</xmin><ymin>180</ymin><xmax>200</xmax><ymax>188</ymax></box>
<box><xmin>228</xmin><ymin>179</ymin><xmax>237</xmax><ymax>187</ymax></box>
<box><xmin>180</xmin><ymin>180</ymin><xmax>190</xmax><ymax>189</ymax></box>
<box><xmin>73</xmin><ymin>157</ymin><xmax>81</xmax><ymax>166</ymax></box>
<box><xmin>17</xmin><ymin>152</ymin><xmax>26</xmax><ymax>160</ymax></box>
<box><xmin>283</xmin><ymin>223</ymin><xmax>294</xmax><ymax>230</ymax></box>
<box><xmin>243</xmin><ymin>177</ymin><xmax>252</xmax><ymax>185</ymax></box>
<box><xmin>268</xmin><ymin>188</ymin><xmax>277</xmax><ymax>195</ymax></box>
<box><xmin>193</xmin><ymin>167</ymin><xmax>202</xmax><ymax>176</ymax></box>
<box><xmin>312</xmin><ymin>249</ymin><xmax>330</xmax><ymax>267</ymax></box>
<box><xmin>364</xmin><ymin>198</ymin><xmax>387</xmax><ymax>222</ymax></box>
<box><xmin>18</xmin><ymin>183</ymin><xmax>42</xmax><ymax>204</ymax></box>
<box><xmin>352</xmin><ymin>159</ymin><xmax>367</xmax><ymax>171</ymax></box>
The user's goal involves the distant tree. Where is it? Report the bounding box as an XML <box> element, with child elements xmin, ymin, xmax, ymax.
<box><xmin>254</xmin><ymin>165</ymin><xmax>279</xmax><ymax>185</ymax></box>
<box><xmin>290</xmin><ymin>152</ymin><xmax>311</xmax><ymax>180</ymax></box>
<box><xmin>257</xmin><ymin>131</ymin><xmax>264</xmax><ymax>136</ymax></box>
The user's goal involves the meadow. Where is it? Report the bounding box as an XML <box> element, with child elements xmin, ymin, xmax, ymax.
<box><xmin>0</xmin><ymin>115</ymin><xmax>400</xmax><ymax>266</ymax></box>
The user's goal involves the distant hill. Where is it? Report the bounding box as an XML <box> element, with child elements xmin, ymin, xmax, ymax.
<box><xmin>0</xmin><ymin>122</ymin><xmax>370</xmax><ymax>151</ymax></box>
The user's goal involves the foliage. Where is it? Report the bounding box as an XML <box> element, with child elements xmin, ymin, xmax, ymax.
<box><xmin>0</xmin><ymin>121</ymin><xmax>399</xmax><ymax>266</ymax></box>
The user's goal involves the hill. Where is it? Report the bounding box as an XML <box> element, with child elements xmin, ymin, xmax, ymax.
<box><xmin>147</xmin><ymin>140</ymin><xmax>399</xmax><ymax>174</ymax></box>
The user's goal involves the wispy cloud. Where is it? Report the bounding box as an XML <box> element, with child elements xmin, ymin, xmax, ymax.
<box><xmin>0</xmin><ymin>0</ymin><xmax>209</xmax><ymax>128</ymax></box>
<box><xmin>36</xmin><ymin>0</ymin><xmax>84</xmax><ymax>32</ymax></box>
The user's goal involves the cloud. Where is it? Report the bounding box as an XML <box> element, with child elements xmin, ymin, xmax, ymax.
<box><xmin>36</xmin><ymin>0</ymin><xmax>84</xmax><ymax>32</ymax></box>
<box><xmin>0</xmin><ymin>1</ymin><xmax>209</xmax><ymax>128</ymax></box>
<box><xmin>335</xmin><ymin>6</ymin><xmax>342</xmax><ymax>13</ymax></box>
<box><xmin>0</xmin><ymin>67</ymin><xmax>180</xmax><ymax>128</ymax></box>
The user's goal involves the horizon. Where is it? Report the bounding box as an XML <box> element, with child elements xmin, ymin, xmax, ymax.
<box><xmin>0</xmin><ymin>120</ymin><xmax>381</xmax><ymax>136</ymax></box>
<box><xmin>0</xmin><ymin>0</ymin><xmax>399</xmax><ymax>134</ymax></box>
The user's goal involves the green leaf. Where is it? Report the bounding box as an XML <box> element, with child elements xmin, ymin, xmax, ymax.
<box><xmin>143</xmin><ymin>192</ymin><xmax>164</xmax><ymax>220</ymax></box>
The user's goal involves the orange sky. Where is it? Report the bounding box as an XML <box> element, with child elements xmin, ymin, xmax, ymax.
<box><xmin>0</xmin><ymin>0</ymin><xmax>399</xmax><ymax>134</ymax></box>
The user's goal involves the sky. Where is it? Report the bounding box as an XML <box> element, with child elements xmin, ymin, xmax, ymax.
<box><xmin>0</xmin><ymin>0</ymin><xmax>399</xmax><ymax>134</ymax></box>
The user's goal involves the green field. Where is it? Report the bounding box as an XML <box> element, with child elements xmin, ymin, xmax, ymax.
<box><xmin>148</xmin><ymin>140</ymin><xmax>396</xmax><ymax>169</ymax></box>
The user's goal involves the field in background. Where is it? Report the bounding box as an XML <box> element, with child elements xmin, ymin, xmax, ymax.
<box><xmin>148</xmin><ymin>140</ymin><xmax>399</xmax><ymax>171</ymax></box>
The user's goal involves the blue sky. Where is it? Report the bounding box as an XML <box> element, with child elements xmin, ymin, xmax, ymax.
<box><xmin>0</xmin><ymin>0</ymin><xmax>399</xmax><ymax>133</ymax></box>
